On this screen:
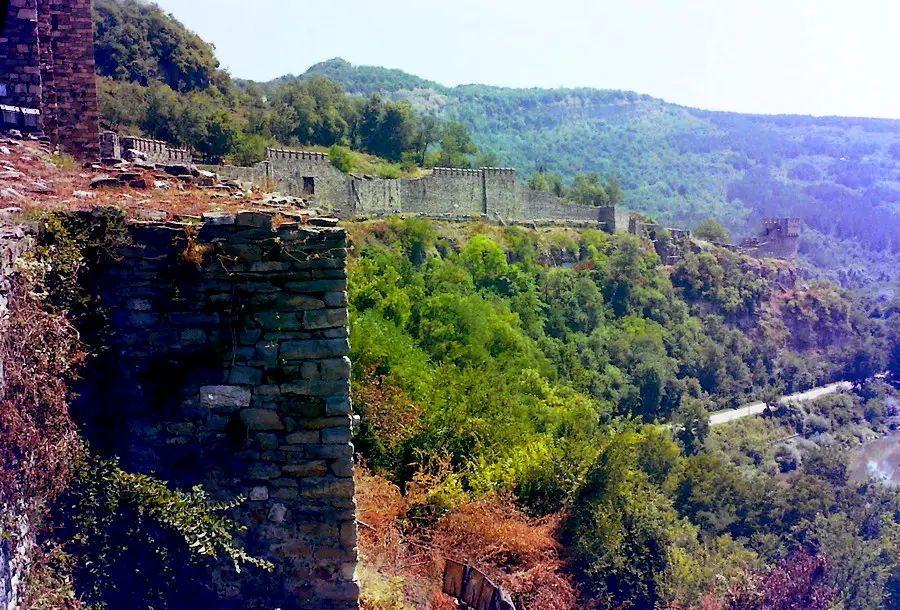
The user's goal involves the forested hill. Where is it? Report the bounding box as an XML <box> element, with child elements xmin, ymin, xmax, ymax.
<box><xmin>291</xmin><ymin>59</ymin><xmax>900</xmax><ymax>291</ymax></box>
<box><xmin>89</xmin><ymin>0</ymin><xmax>899</xmax><ymax>292</ymax></box>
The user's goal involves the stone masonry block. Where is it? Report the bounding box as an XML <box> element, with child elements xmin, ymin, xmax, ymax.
<box><xmin>322</xmin><ymin>427</ymin><xmax>352</xmax><ymax>444</ymax></box>
<box><xmin>286</xmin><ymin>430</ymin><xmax>319</xmax><ymax>444</ymax></box>
<box><xmin>200</xmin><ymin>386</ymin><xmax>252</xmax><ymax>408</ymax></box>
<box><xmin>320</xmin><ymin>357</ymin><xmax>351</xmax><ymax>380</ymax></box>
<box><xmin>281</xmin><ymin>380</ymin><xmax>350</xmax><ymax>397</ymax></box>
<box><xmin>325</xmin><ymin>397</ymin><xmax>352</xmax><ymax>416</ymax></box>
<box><xmin>256</xmin><ymin>312</ymin><xmax>302</xmax><ymax>331</ymax></box>
<box><xmin>282</xmin><ymin>461</ymin><xmax>328</xmax><ymax>478</ymax></box>
<box><xmin>304</xmin><ymin>308</ymin><xmax>348</xmax><ymax>330</ymax></box>
<box><xmin>281</xmin><ymin>339</ymin><xmax>350</xmax><ymax>360</ymax></box>
<box><xmin>240</xmin><ymin>409</ymin><xmax>285</xmax><ymax>431</ymax></box>
<box><xmin>229</xmin><ymin>366</ymin><xmax>264</xmax><ymax>385</ymax></box>
<box><xmin>300</xmin><ymin>477</ymin><xmax>355</xmax><ymax>499</ymax></box>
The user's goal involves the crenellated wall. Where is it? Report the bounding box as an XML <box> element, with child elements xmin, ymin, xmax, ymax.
<box><xmin>74</xmin><ymin>211</ymin><xmax>359</xmax><ymax>609</ymax></box>
<box><xmin>121</xmin><ymin>136</ymin><xmax>193</xmax><ymax>164</ymax></box>
<box><xmin>220</xmin><ymin>151</ymin><xmax>617</xmax><ymax>230</ymax></box>
<box><xmin>737</xmin><ymin>217</ymin><xmax>801</xmax><ymax>261</ymax></box>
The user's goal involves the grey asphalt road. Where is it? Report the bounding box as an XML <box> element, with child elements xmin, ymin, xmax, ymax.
<box><xmin>709</xmin><ymin>382</ymin><xmax>853</xmax><ymax>426</ymax></box>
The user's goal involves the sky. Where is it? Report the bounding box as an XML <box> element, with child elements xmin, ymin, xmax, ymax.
<box><xmin>151</xmin><ymin>0</ymin><xmax>900</xmax><ymax>119</ymax></box>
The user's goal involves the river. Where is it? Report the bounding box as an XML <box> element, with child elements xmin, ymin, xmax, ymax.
<box><xmin>848</xmin><ymin>429</ymin><xmax>900</xmax><ymax>487</ymax></box>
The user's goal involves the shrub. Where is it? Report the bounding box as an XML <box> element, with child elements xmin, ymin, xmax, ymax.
<box><xmin>329</xmin><ymin>144</ymin><xmax>354</xmax><ymax>173</ymax></box>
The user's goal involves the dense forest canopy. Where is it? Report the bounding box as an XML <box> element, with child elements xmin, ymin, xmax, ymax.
<box><xmin>345</xmin><ymin>218</ymin><xmax>900</xmax><ymax>609</ymax></box>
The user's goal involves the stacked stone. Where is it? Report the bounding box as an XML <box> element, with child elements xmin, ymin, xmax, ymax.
<box><xmin>0</xmin><ymin>0</ymin><xmax>42</xmax><ymax>111</ymax></box>
<box><xmin>42</xmin><ymin>0</ymin><xmax>100</xmax><ymax>159</ymax></box>
<box><xmin>121</xmin><ymin>136</ymin><xmax>193</xmax><ymax>164</ymax></box>
<box><xmin>77</xmin><ymin>209</ymin><xmax>358</xmax><ymax>609</ymax></box>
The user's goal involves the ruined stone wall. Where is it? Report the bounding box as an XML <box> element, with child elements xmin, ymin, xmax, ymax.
<box><xmin>0</xmin><ymin>0</ymin><xmax>42</xmax><ymax>111</ymax></box>
<box><xmin>40</xmin><ymin>0</ymin><xmax>100</xmax><ymax>158</ymax></box>
<box><xmin>121</xmin><ymin>136</ymin><xmax>193</xmax><ymax>164</ymax></box>
<box><xmin>0</xmin><ymin>0</ymin><xmax>100</xmax><ymax>157</ymax></box>
<box><xmin>75</xmin><ymin>212</ymin><xmax>359</xmax><ymax>610</ymax></box>
<box><xmin>219</xmin><ymin>162</ymin><xmax>269</xmax><ymax>187</ymax></box>
<box><xmin>481</xmin><ymin>168</ymin><xmax>518</xmax><ymax>218</ymax></box>
<box><xmin>265</xmin><ymin>150</ymin><xmax>351</xmax><ymax>213</ymax></box>
<box><xmin>736</xmin><ymin>218</ymin><xmax>800</xmax><ymax>261</ymax></box>
<box><xmin>757</xmin><ymin>217</ymin><xmax>800</xmax><ymax>260</ymax></box>
<box><xmin>522</xmin><ymin>189</ymin><xmax>612</xmax><ymax>225</ymax></box>
<box><xmin>350</xmin><ymin>177</ymin><xmax>402</xmax><ymax>215</ymax></box>
<box><xmin>218</xmin><ymin>152</ymin><xmax>618</xmax><ymax>230</ymax></box>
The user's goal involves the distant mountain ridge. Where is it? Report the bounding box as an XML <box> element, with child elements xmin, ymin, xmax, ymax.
<box><xmin>272</xmin><ymin>58</ymin><xmax>900</xmax><ymax>292</ymax></box>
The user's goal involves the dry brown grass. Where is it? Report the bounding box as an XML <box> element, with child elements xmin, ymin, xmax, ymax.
<box><xmin>355</xmin><ymin>464</ymin><xmax>584</xmax><ymax>610</ymax></box>
<box><xmin>0</xmin><ymin>140</ymin><xmax>278</xmax><ymax>222</ymax></box>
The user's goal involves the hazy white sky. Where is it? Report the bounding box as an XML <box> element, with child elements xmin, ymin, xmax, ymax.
<box><xmin>151</xmin><ymin>0</ymin><xmax>900</xmax><ymax>118</ymax></box>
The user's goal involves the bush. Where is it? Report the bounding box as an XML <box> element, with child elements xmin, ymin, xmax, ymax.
<box><xmin>53</xmin><ymin>455</ymin><xmax>271</xmax><ymax>609</ymax></box>
<box><xmin>693</xmin><ymin>219</ymin><xmax>730</xmax><ymax>243</ymax></box>
<box><xmin>329</xmin><ymin>144</ymin><xmax>354</xmax><ymax>173</ymax></box>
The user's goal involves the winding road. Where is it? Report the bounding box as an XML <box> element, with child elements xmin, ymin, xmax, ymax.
<box><xmin>709</xmin><ymin>382</ymin><xmax>853</xmax><ymax>427</ymax></box>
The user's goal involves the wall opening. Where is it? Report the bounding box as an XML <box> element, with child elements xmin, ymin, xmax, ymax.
<box><xmin>302</xmin><ymin>176</ymin><xmax>315</xmax><ymax>196</ymax></box>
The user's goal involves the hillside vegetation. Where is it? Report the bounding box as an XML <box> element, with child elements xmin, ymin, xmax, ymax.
<box><xmin>93</xmin><ymin>1</ymin><xmax>488</xmax><ymax>171</ymax></box>
<box><xmin>346</xmin><ymin>218</ymin><xmax>900</xmax><ymax>609</ymax></box>
<box><xmin>296</xmin><ymin>59</ymin><xmax>900</xmax><ymax>292</ymax></box>
<box><xmin>91</xmin><ymin>3</ymin><xmax>900</xmax><ymax>292</ymax></box>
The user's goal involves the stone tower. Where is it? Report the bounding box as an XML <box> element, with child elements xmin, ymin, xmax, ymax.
<box><xmin>0</xmin><ymin>0</ymin><xmax>100</xmax><ymax>159</ymax></box>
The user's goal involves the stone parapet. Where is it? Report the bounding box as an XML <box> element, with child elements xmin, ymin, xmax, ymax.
<box><xmin>75</xmin><ymin>210</ymin><xmax>358</xmax><ymax>609</ymax></box>
<box><xmin>121</xmin><ymin>136</ymin><xmax>193</xmax><ymax>164</ymax></box>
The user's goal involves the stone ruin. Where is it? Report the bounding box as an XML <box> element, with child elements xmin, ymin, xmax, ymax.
<box><xmin>73</xmin><ymin>210</ymin><xmax>359</xmax><ymax>608</ymax></box>
<box><xmin>627</xmin><ymin>215</ymin><xmax>693</xmax><ymax>265</ymax></box>
<box><xmin>219</xmin><ymin>148</ymin><xmax>619</xmax><ymax>229</ymax></box>
<box><xmin>0</xmin><ymin>0</ymin><xmax>100</xmax><ymax>158</ymax></box>
<box><xmin>740</xmin><ymin>217</ymin><xmax>801</xmax><ymax>261</ymax></box>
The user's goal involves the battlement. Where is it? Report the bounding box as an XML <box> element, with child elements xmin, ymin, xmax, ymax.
<box><xmin>121</xmin><ymin>136</ymin><xmax>192</xmax><ymax>163</ymax></box>
<box><xmin>763</xmin><ymin>217</ymin><xmax>801</xmax><ymax>237</ymax></box>
<box><xmin>481</xmin><ymin>167</ymin><xmax>517</xmax><ymax>178</ymax></box>
<box><xmin>432</xmin><ymin>167</ymin><xmax>483</xmax><ymax>177</ymax></box>
<box><xmin>265</xmin><ymin>148</ymin><xmax>329</xmax><ymax>162</ymax></box>
<box><xmin>737</xmin><ymin>218</ymin><xmax>801</xmax><ymax>261</ymax></box>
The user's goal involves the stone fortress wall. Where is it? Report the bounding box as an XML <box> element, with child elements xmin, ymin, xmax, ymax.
<box><xmin>220</xmin><ymin>149</ymin><xmax>618</xmax><ymax>229</ymax></box>
<box><xmin>74</xmin><ymin>211</ymin><xmax>358</xmax><ymax>609</ymax></box>
<box><xmin>0</xmin><ymin>0</ymin><xmax>100</xmax><ymax>158</ymax></box>
<box><xmin>100</xmin><ymin>132</ymin><xmax>193</xmax><ymax>164</ymax></box>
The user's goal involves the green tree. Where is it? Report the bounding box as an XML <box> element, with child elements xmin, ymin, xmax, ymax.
<box><xmin>605</xmin><ymin>176</ymin><xmax>624</xmax><ymax>207</ymax></box>
<box><xmin>412</xmin><ymin>114</ymin><xmax>441</xmax><ymax>166</ymax></box>
<box><xmin>438</xmin><ymin>122</ymin><xmax>477</xmax><ymax>168</ymax></box>
<box><xmin>475</xmin><ymin>148</ymin><xmax>502</xmax><ymax>168</ymax></box>
<box><xmin>694</xmin><ymin>218</ymin><xmax>731</xmax><ymax>243</ymax></box>
<box><xmin>328</xmin><ymin>144</ymin><xmax>354</xmax><ymax>173</ymax></box>
<box><xmin>568</xmin><ymin>173</ymin><xmax>610</xmax><ymax>207</ymax></box>
<box><xmin>528</xmin><ymin>171</ymin><xmax>550</xmax><ymax>191</ymax></box>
